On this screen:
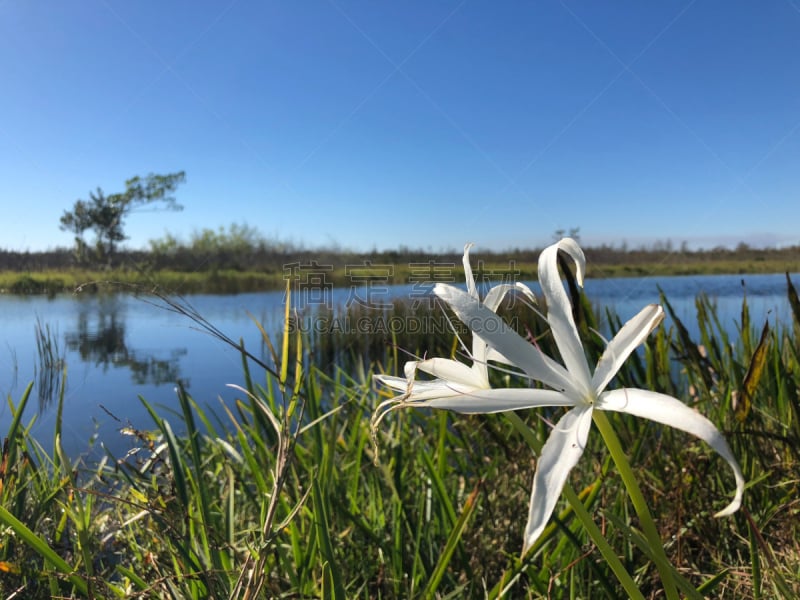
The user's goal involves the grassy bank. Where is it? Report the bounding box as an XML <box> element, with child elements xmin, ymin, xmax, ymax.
<box><xmin>587</xmin><ymin>257</ymin><xmax>800</xmax><ymax>277</ymax></box>
<box><xmin>1</xmin><ymin>278</ymin><xmax>800</xmax><ymax>598</ymax></box>
<box><xmin>2</xmin><ymin>239</ymin><xmax>799</xmax><ymax>295</ymax></box>
<box><xmin>2</xmin><ymin>252</ymin><xmax>799</xmax><ymax>296</ymax></box>
<box><xmin>0</xmin><ymin>269</ymin><xmax>286</xmax><ymax>296</ymax></box>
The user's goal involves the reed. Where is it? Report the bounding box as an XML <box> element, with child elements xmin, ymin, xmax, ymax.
<box><xmin>33</xmin><ymin>317</ymin><xmax>65</xmax><ymax>411</ymax></box>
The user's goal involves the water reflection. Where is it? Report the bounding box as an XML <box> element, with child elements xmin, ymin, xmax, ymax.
<box><xmin>64</xmin><ymin>296</ymin><xmax>187</xmax><ymax>387</ymax></box>
<box><xmin>34</xmin><ymin>318</ymin><xmax>65</xmax><ymax>411</ymax></box>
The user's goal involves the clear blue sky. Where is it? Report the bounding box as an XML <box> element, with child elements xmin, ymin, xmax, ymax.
<box><xmin>2</xmin><ymin>1</ymin><xmax>799</xmax><ymax>253</ymax></box>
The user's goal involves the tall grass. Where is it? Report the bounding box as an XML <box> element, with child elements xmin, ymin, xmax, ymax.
<box><xmin>1</xmin><ymin>278</ymin><xmax>799</xmax><ymax>597</ymax></box>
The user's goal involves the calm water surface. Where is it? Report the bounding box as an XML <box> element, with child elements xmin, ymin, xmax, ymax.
<box><xmin>1</xmin><ymin>272</ymin><xmax>797</xmax><ymax>458</ymax></box>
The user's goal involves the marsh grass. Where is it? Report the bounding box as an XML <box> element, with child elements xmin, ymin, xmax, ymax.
<box><xmin>1</xmin><ymin>278</ymin><xmax>799</xmax><ymax>597</ymax></box>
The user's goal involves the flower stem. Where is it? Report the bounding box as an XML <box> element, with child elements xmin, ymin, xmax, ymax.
<box><xmin>592</xmin><ymin>409</ymin><xmax>679</xmax><ymax>600</ymax></box>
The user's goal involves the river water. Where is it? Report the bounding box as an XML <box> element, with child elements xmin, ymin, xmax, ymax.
<box><xmin>1</xmin><ymin>272</ymin><xmax>797</xmax><ymax>458</ymax></box>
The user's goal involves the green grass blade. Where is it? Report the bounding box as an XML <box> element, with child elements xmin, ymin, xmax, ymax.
<box><xmin>312</xmin><ymin>477</ymin><xmax>346</xmax><ymax>600</ymax></box>
<box><xmin>786</xmin><ymin>273</ymin><xmax>800</xmax><ymax>326</ymax></box>
<box><xmin>696</xmin><ymin>568</ymin><xmax>730</xmax><ymax>596</ymax></box>
<box><xmin>421</xmin><ymin>480</ymin><xmax>480</xmax><ymax>598</ymax></box>
<box><xmin>0</xmin><ymin>504</ymin><xmax>88</xmax><ymax>595</ymax></box>
<box><xmin>604</xmin><ymin>512</ymin><xmax>704</xmax><ymax>600</ymax></box>
<box><xmin>5</xmin><ymin>382</ymin><xmax>34</xmax><ymax>468</ymax></box>
<box><xmin>419</xmin><ymin>449</ymin><xmax>457</xmax><ymax>528</ymax></box>
<box><xmin>749</xmin><ymin>516</ymin><xmax>762</xmax><ymax>600</ymax></box>
<box><xmin>175</xmin><ymin>383</ymin><xmax>223</xmax><ymax>576</ymax></box>
<box><xmin>140</xmin><ymin>396</ymin><xmax>190</xmax><ymax>511</ymax></box>
<box><xmin>736</xmin><ymin>321</ymin><xmax>770</xmax><ymax>423</ymax></box>
<box><xmin>115</xmin><ymin>564</ymin><xmax>149</xmax><ymax>591</ymax></box>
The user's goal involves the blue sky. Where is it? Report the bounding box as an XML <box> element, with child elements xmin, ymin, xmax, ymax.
<box><xmin>2</xmin><ymin>1</ymin><xmax>799</xmax><ymax>253</ymax></box>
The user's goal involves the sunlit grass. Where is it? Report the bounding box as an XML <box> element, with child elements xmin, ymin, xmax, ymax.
<box><xmin>1</xmin><ymin>277</ymin><xmax>799</xmax><ymax>597</ymax></box>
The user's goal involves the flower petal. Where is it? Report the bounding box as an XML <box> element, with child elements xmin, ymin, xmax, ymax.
<box><xmin>598</xmin><ymin>388</ymin><xmax>745</xmax><ymax>517</ymax></box>
<box><xmin>415</xmin><ymin>357</ymin><xmax>488</xmax><ymax>388</ymax></box>
<box><xmin>373</xmin><ymin>373</ymin><xmax>409</xmax><ymax>393</ymax></box>
<box><xmin>463</xmin><ymin>242</ymin><xmax>478</xmax><ymax>299</ymax></box>
<box><xmin>483</xmin><ymin>282</ymin><xmax>537</xmax><ymax>313</ymax></box>
<box><xmin>414</xmin><ymin>387</ymin><xmax>574</xmax><ymax>413</ymax></box>
<box><xmin>473</xmin><ymin>282</ymin><xmax>538</xmax><ymax>366</ymax></box>
<box><xmin>373</xmin><ymin>373</ymin><xmax>476</xmax><ymax>401</ymax></box>
<box><xmin>434</xmin><ymin>283</ymin><xmax>575</xmax><ymax>394</ymax></box>
<box><xmin>460</xmin><ymin>243</ymin><xmax>497</xmax><ymax>370</ymax></box>
<box><xmin>523</xmin><ymin>404</ymin><xmax>593</xmax><ymax>553</ymax></box>
<box><xmin>591</xmin><ymin>304</ymin><xmax>664</xmax><ymax>393</ymax></box>
<box><xmin>538</xmin><ymin>239</ymin><xmax>592</xmax><ymax>396</ymax></box>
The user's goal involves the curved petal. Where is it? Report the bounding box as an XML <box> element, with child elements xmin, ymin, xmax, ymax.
<box><xmin>538</xmin><ymin>239</ymin><xmax>592</xmax><ymax>396</ymax></box>
<box><xmin>523</xmin><ymin>404</ymin><xmax>593</xmax><ymax>553</ymax></box>
<box><xmin>548</xmin><ymin>237</ymin><xmax>586</xmax><ymax>286</ymax></box>
<box><xmin>415</xmin><ymin>357</ymin><xmax>488</xmax><ymax>388</ymax></box>
<box><xmin>483</xmin><ymin>282</ymin><xmax>537</xmax><ymax>313</ymax></box>
<box><xmin>463</xmin><ymin>242</ymin><xmax>477</xmax><ymax>299</ymax></box>
<box><xmin>591</xmin><ymin>304</ymin><xmax>664</xmax><ymax>393</ymax></box>
<box><xmin>473</xmin><ymin>282</ymin><xmax>538</xmax><ymax>366</ymax></box>
<box><xmin>461</xmin><ymin>243</ymin><xmax>494</xmax><ymax>369</ymax></box>
<box><xmin>434</xmin><ymin>283</ymin><xmax>576</xmax><ymax>395</ymax></box>
<box><xmin>598</xmin><ymin>388</ymin><xmax>745</xmax><ymax>517</ymax></box>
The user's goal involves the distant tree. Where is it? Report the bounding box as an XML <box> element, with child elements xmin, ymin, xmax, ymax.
<box><xmin>60</xmin><ymin>172</ymin><xmax>186</xmax><ymax>266</ymax></box>
<box><xmin>652</xmin><ymin>238</ymin><xmax>674</xmax><ymax>252</ymax></box>
<box><xmin>553</xmin><ymin>227</ymin><xmax>581</xmax><ymax>243</ymax></box>
<box><xmin>189</xmin><ymin>223</ymin><xmax>264</xmax><ymax>256</ymax></box>
<box><xmin>189</xmin><ymin>223</ymin><xmax>266</xmax><ymax>270</ymax></box>
<box><xmin>59</xmin><ymin>196</ymin><xmax>94</xmax><ymax>263</ymax></box>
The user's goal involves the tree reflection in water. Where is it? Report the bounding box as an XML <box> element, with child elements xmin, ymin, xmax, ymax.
<box><xmin>63</xmin><ymin>295</ymin><xmax>187</xmax><ymax>388</ymax></box>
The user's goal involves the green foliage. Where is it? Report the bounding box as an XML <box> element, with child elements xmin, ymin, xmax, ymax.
<box><xmin>2</xmin><ymin>281</ymin><xmax>800</xmax><ymax>597</ymax></box>
<box><xmin>60</xmin><ymin>172</ymin><xmax>186</xmax><ymax>266</ymax></box>
<box><xmin>148</xmin><ymin>222</ymin><xmax>296</xmax><ymax>272</ymax></box>
<box><xmin>190</xmin><ymin>223</ymin><xmax>263</xmax><ymax>254</ymax></box>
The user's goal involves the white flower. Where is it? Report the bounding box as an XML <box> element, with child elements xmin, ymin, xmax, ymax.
<box><xmin>375</xmin><ymin>238</ymin><xmax>745</xmax><ymax>554</ymax></box>
<box><xmin>373</xmin><ymin>243</ymin><xmax>537</xmax><ymax>421</ymax></box>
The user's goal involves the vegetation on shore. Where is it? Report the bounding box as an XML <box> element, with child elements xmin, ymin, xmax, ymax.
<box><xmin>8</xmin><ymin>169</ymin><xmax>800</xmax><ymax>295</ymax></box>
<box><xmin>1</xmin><ymin>273</ymin><xmax>799</xmax><ymax>597</ymax></box>
<box><xmin>2</xmin><ymin>232</ymin><xmax>800</xmax><ymax>295</ymax></box>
